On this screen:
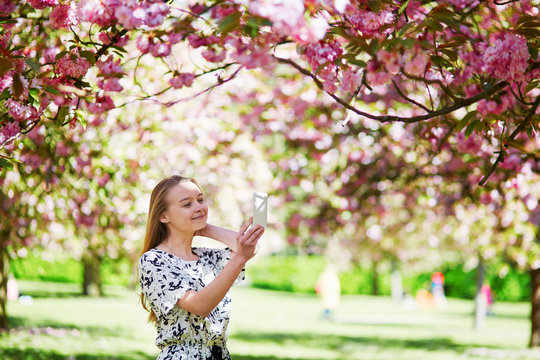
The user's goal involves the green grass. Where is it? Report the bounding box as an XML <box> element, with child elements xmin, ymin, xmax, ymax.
<box><xmin>1</xmin><ymin>280</ymin><xmax>539</xmax><ymax>360</ymax></box>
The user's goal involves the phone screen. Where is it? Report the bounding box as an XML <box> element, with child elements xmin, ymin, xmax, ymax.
<box><xmin>253</xmin><ymin>192</ymin><xmax>268</xmax><ymax>228</ymax></box>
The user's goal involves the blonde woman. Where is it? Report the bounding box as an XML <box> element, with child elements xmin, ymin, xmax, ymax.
<box><xmin>138</xmin><ymin>175</ymin><xmax>264</xmax><ymax>359</ymax></box>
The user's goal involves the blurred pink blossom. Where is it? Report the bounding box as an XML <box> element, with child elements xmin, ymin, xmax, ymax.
<box><xmin>98</xmin><ymin>77</ymin><xmax>123</xmax><ymax>92</ymax></box>
<box><xmin>96</xmin><ymin>56</ymin><xmax>123</xmax><ymax>75</ymax></box>
<box><xmin>5</xmin><ymin>99</ymin><xmax>39</xmax><ymax>122</ymax></box>
<box><xmin>56</xmin><ymin>51</ymin><xmax>92</xmax><ymax>78</ymax></box>
<box><xmin>340</xmin><ymin>68</ymin><xmax>362</xmax><ymax>94</ymax></box>
<box><xmin>49</xmin><ymin>3</ymin><xmax>79</xmax><ymax>29</ymax></box>
<box><xmin>0</xmin><ymin>0</ymin><xmax>15</xmax><ymax>16</ymax></box>
<box><xmin>169</xmin><ymin>73</ymin><xmax>195</xmax><ymax>89</ymax></box>
<box><xmin>483</xmin><ymin>33</ymin><xmax>530</xmax><ymax>82</ymax></box>
<box><xmin>0</xmin><ymin>121</ymin><xmax>20</xmax><ymax>144</ymax></box>
<box><xmin>28</xmin><ymin>0</ymin><xmax>57</xmax><ymax>9</ymax></box>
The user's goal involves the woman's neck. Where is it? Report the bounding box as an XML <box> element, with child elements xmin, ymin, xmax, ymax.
<box><xmin>159</xmin><ymin>230</ymin><xmax>197</xmax><ymax>260</ymax></box>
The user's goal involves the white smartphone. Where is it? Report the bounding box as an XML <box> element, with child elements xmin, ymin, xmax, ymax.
<box><xmin>253</xmin><ymin>192</ymin><xmax>268</xmax><ymax>228</ymax></box>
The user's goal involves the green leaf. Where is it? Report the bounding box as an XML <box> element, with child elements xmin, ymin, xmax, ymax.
<box><xmin>0</xmin><ymin>57</ymin><xmax>10</xmax><ymax>77</ymax></box>
<box><xmin>0</xmin><ymin>19</ymin><xmax>18</xmax><ymax>24</ymax></box>
<box><xmin>28</xmin><ymin>88</ymin><xmax>39</xmax><ymax>106</ymax></box>
<box><xmin>456</xmin><ymin>110</ymin><xmax>477</xmax><ymax>132</ymax></box>
<box><xmin>55</xmin><ymin>51</ymin><xmax>68</xmax><ymax>61</ymax></box>
<box><xmin>367</xmin><ymin>0</ymin><xmax>382</xmax><ymax>13</ymax></box>
<box><xmin>43</xmin><ymin>85</ymin><xmax>61</xmax><ymax>95</ymax></box>
<box><xmin>57</xmin><ymin>106</ymin><xmax>69</xmax><ymax>125</ymax></box>
<box><xmin>0</xmin><ymin>88</ymin><xmax>9</xmax><ymax>100</ymax></box>
<box><xmin>431</xmin><ymin>55</ymin><xmax>450</xmax><ymax>68</ymax></box>
<box><xmin>219</xmin><ymin>11</ymin><xmax>241</xmax><ymax>35</ymax></box>
<box><xmin>464</xmin><ymin>119</ymin><xmax>479</xmax><ymax>138</ymax></box>
<box><xmin>79</xmin><ymin>50</ymin><xmax>96</xmax><ymax>65</ymax></box>
<box><xmin>11</xmin><ymin>74</ymin><xmax>23</xmax><ymax>98</ymax></box>
<box><xmin>75</xmin><ymin>110</ymin><xmax>87</xmax><ymax>129</ymax></box>
<box><xmin>516</xmin><ymin>27</ymin><xmax>540</xmax><ymax>39</ymax></box>
<box><xmin>25</xmin><ymin>58</ymin><xmax>41</xmax><ymax>73</ymax></box>
<box><xmin>0</xmin><ymin>157</ymin><xmax>14</xmax><ymax>170</ymax></box>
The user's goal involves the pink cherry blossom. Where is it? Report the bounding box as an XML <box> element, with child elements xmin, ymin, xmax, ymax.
<box><xmin>86</xmin><ymin>95</ymin><xmax>114</xmax><ymax>114</ymax></box>
<box><xmin>96</xmin><ymin>56</ymin><xmax>124</xmax><ymax>75</ymax></box>
<box><xmin>447</xmin><ymin>0</ymin><xmax>479</xmax><ymax>9</ymax></box>
<box><xmin>98</xmin><ymin>77</ymin><xmax>123</xmax><ymax>92</ymax></box>
<box><xmin>56</xmin><ymin>50</ymin><xmax>92</xmax><ymax>78</ymax></box>
<box><xmin>168</xmin><ymin>73</ymin><xmax>195</xmax><ymax>89</ymax></box>
<box><xmin>144</xmin><ymin>2</ymin><xmax>169</xmax><ymax>28</ymax></box>
<box><xmin>0</xmin><ymin>120</ymin><xmax>20</xmax><ymax>144</ymax></box>
<box><xmin>344</xmin><ymin>6</ymin><xmax>394</xmax><ymax>37</ymax></box>
<box><xmin>202</xmin><ymin>48</ymin><xmax>226</xmax><ymax>63</ymax></box>
<box><xmin>404</xmin><ymin>50</ymin><xmax>429</xmax><ymax>76</ymax></box>
<box><xmin>49</xmin><ymin>3</ymin><xmax>78</xmax><ymax>29</ymax></box>
<box><xmin>0</xmin><ymin>0</ymin><xmax>15</xmax><ymax>16</ymax></box>
<box><xmin>340</xmin><ymin>67</ymin><xmax>362</xmax><ymax>94</ymax></box>
<box><xmin>149</xmin><ymin>42</ymin><xmax>171</xmax><ymax>57</ymax></box>
<box><xmin>5</xmin><ymin>99</ymin><xmax>39</xmax><ymax>122</ymax></box>
<box><xmin>483</xmin><ymin>33</ymin><xmax>530</xmax><ymax>82</ymax></box>
<box><xmin>115</xmin><ymin>5</ymin><xmax>145</xmax><ymax>29</ymax></box>
<box><xmin>28</xmin><ymin>0</ymin><xmax>57</xmax><ymax>10</ymax></box>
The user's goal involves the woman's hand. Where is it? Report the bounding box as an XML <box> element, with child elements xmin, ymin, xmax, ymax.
<box><xmin>234</xmin><ymin>217</ymin><xmax>264</xmax><ymax>263</ymax></box>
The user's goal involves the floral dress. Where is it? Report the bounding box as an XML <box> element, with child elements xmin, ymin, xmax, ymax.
<box><xmin>138</xmin><ymin>247</ymin><xmax>244</xmax><ymax>360</ymax></box>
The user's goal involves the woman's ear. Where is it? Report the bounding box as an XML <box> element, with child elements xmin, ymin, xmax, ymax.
<box><xmin>159</xmin><ymin>213</ymin><xmax>169</xmax><ymax>224</ymax></box>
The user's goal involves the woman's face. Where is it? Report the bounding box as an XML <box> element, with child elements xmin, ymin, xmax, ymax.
<box><xmin>160</xmin><ymin>181</ymin><xmax>208</xmax><ymax>232</ymax></box>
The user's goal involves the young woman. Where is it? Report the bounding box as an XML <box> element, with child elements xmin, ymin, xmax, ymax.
<box><xmin>138</xmin><ymin>175</ymin><xmax>264</xmax><ymax>359</ymax></box>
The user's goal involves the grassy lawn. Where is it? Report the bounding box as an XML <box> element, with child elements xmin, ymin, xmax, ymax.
<box><xmin>1</xmin><ymin>280</ymin><xmax>539</xmax><ymax>360</ymax></box>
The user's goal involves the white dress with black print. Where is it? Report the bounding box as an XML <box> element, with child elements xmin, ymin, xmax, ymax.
<box><xmin>138</xmin><ymin>247</ymin><xmax>244</xmax><ymax>360</ymax></box>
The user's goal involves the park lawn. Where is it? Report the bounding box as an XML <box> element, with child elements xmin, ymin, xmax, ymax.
<box><xmin>0</xmin><ymin>280</ymin><xmax>538</xmax><ymax>360</ymax></box>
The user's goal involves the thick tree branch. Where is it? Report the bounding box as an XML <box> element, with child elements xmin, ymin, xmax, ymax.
<box><xmin>274</xmin><ymin>55</ymin><xmax>506</xmax><ymax>126</ymax></box>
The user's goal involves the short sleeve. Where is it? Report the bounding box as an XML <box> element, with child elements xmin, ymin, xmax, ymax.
<box><xmin>211</xmin><ymin>248</ymin><xmax>245</xmax><ymax>285</ymax></box>
<box><xmin>138</xmin><ymin>252</ymin><xmax>194</xmax><ymax>318</ymax></box>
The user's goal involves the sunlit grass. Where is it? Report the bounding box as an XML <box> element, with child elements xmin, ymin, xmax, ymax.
<box><xmin>1</xmin><ymin>280</ymin><xmax>538</xmax><ymax>360</ymax></box>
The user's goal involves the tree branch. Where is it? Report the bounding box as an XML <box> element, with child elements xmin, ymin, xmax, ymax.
<box><xmin>274</xmin><ymin>55</ymin><xmax>506</xmax><ymax>126</ymax></box>
<box><xmin>479</xmin><ymin>95</ymin><xmax>540</xmax><ymax>185</ymax></box>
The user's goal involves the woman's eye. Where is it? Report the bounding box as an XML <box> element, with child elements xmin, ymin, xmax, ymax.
<box><xmin>198</xmin><ymin>199</ymin><xmax>204</xmax><ymax>203</ymax></box>
<box><xmin>183</xmin><ymin>203</ymin><xmax>191</xmax><ymax>207</ymax></box>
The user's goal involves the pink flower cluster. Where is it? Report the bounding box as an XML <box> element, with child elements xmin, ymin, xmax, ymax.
<box><xmin>96</xmin><ymin>56</ymin><xmax>124</xmax><ymax>92</ymax></box>
<box><xmin>77</xmin><ymin>0</ymin><xmax>169</xmax><ymax>29</ymax></box>
<box><xmin>339</xmin><ymin>67</ymin><xmax>362</xmax><ymax>93</ymax></box>
<box><xmin>301</xmin><ymin>40</ymin><xmax>343</xmax><ymax>91</ymax></box>
<box><xmin>483</xmin><ymin>33</ymin><xmax>530</xmax><ymax>82</ymax></box>
<box><xmin>136</xmin><ymin>35</ymin><xmax>177</xmax><ymax>57</ymax></box>
<box><xmin>228</xmin><ymin>37</ymin><xmax>274</xmax><ymax>69</ymax></box>
<box><xmin>168</xmin><ymin>73</ymin><xmax>195</xmax><ymax>89</ymax></box>
<box><xmin>86</xmin><ymin>95</ymin><xmax>114</xmax><ymax>114</ymax></box>
<box><xmin>248</xmin><ymin>0</ymin><xmax>328</xmax><ymax>44</ymax></box>
<box><xmin>49</xmin><ymin>3</ymin><xmax>78</xmax><ymax>29</ymax></box>
<box><xmin>344</xmin><ymin>6</ymin><xmax>394</xmax><ymax>37</ymax></box>
<box><xmin>0</xmin><ymin>0</ymin><xmax>15</xmax><ymax>16</ymax></box>
<box><xmin>5</xmin><ymin>99</ymin><xmax>39</xmax><ymax>122</ymax></box>
<box><xmin>0</xmin><ymin>120</ymin><xmax>20</xmax><ymax>144</ymax></box>
<box><xmin>446</xmin><ymin>0</ymin><xmax>479</xmax><ymax>10</ymax></box>
<box><xmin>56</xmin><ymin>50</ymin><xmax>92</xmax><ymax>78</ymax></box>
<box><xmin>28</xmin><ymin>0</ymin><xmax>57</xmax><ymax>10</ymax></box>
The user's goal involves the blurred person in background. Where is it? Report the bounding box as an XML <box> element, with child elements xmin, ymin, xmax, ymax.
<box><xmin>138</xmin><ymin>175</ymin><xmax>264</xmax><ymax>359</ymax></box>
<box><xmin>316</xmin><ymin>264</ymin><xmax>341</xmax><ymax>320</ymax></box>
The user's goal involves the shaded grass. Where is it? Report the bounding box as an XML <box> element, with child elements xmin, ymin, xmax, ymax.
<box><xmin>1</xmin><ymin>280</ymin><xmax>539</xmax><ymax>360</ymax></box>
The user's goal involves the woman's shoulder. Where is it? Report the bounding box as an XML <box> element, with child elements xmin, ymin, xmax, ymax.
<box><xmin>138</xmin><ymin>248</ymin><xmax>166</xmax><ymax>268</ymax></box>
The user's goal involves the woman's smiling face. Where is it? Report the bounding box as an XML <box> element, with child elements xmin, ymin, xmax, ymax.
<box><xmin>160</xmin><ymin>180</ymin><xmax>208</xmax><ymax>233</ymax></box>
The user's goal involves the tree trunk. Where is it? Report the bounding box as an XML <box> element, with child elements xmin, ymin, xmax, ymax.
<box><xmin>390</xmin><ymin>259</ymin><xmax>403</xmax><ymax>302</ymax></box>
<box><xmin>82</xmin><ymin>254</ymin><xmax>103</xmax><ymax>297</ymax></box>
<box><xmin>530</xmin><ymin>268</ymin><xmax>540</xmax><ymax>347</ymax></box>
<box><xmin>371</xmin><ymin>259</ymin><xmax>379</xmax><ymax>296</ymax></box>
<box><xmin>474</xmin><ymin>260</ymin><xmax>486</xmax><ymax>330</ymax></box>
<box><xmin>0</xmin><ymin>243</ymin><xmax>8</xmax><ymax>329</ymax></box>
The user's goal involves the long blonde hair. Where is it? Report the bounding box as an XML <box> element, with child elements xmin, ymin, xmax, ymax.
<box><xmin>139</xmin><ymin>175</ymin><xmax>199</xmax><ymax>325</ymax></box>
